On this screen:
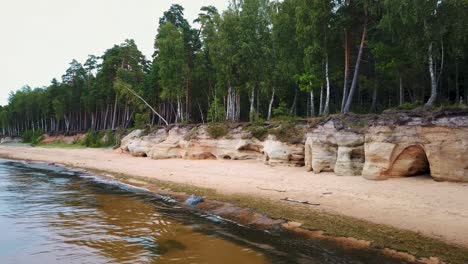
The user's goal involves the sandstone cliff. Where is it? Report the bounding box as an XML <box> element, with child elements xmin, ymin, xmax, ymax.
<box><xmin>120</xmin><ymin>124</ymin><xmax>305</xmax><ymax>167</ymax></box>
<box><xmin>120</xmin><ymin>110</ymin><xmax>468</xmax><ymax>182</ymax></box>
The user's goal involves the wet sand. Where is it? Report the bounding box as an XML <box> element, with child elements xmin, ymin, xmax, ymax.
<box><xmin>1</xmin><ymin>145</ymin><xmax>467</xmax><ymax>248</ymax></box>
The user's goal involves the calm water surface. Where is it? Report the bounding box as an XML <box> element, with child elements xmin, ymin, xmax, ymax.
<box><xmin>0</xmin><ymin>159</ymin><xmax>406</xmax><ymax>264</ymax></box>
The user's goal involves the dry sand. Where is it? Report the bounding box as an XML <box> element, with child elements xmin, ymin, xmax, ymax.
<box><xmin>1</xmin><ymin>145</ymin><xmax>467</xmax><ymax>247</ymax></box>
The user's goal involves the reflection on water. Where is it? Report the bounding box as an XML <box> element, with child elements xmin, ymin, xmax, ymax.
<box><xmin>0</xmin><ymin>160</ymin><xmax>406</xmax><ymax>264</ymax></box>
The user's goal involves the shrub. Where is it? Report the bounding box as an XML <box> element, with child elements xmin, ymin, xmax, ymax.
<box><xmin>21</xmin><ymin>130</ymin><xmax>33</xmax><ymax>143</ymax></box>
<box><xmin>113</xmin><ymin>127</ymin><xmax>127</xmax><ymax>148</ymax></box>
<box><xmin>207</xmin><ymin>97</ymin><xmax>225</xmax><ymax>123</ymax></box>
<box><xmin>245</xmin><ymin>125</ymin><xmax>268</xmax><ymax>141</ymax></box>
<box><xmin>396</xmin><ymin>100</ymin><xmax>423</xmax><ymax>110</ymax></box>
<box><xmin>249</xmin><ymin>110</ymin><xmax>263</xmax><ymax>123</ymax></box>
<box><xmin>272</xmin><ymin>102</ymin><xmax>290</xmax><ymax>118</ymax></box>
<box><xmin>134</xmin><ymin>113</ymin><xmax>150</xmax><ymax>129</ymax></box>
<box><xmin>269</xmin><ymin>123</ymin><xmax>304</xmax><ymax>144</ymax></box>
<box><xmin>21</xmin><ymin>129</ymin><xmax>44</xmax><ymax>145</ymax></box>
<box><xmin>184</xmin><ymin>127</ymin><xmax>199</xmax><ymax>141</ymax></box>
<box><xmin>82</xmin><ymin>130</ymin><xmax>101</xmax><ymax>148</ymax></box>
<box><xmin>207</xmin><ymin>123</ymin><xmax>228</xmax><ymax>139</ymax></box>
<box><xmin>82</xmin><ymin>129</ymin><xmax>116</xmax><ymax>148</ymax></box>
<box><xmin>102</xmin><ymin>129</ymin><xmax>116</xmax><ymax>147</ymax></box>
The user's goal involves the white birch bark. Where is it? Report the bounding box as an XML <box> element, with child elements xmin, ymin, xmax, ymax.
<box><xmin>344</xmin><ymin>22</ymin><xmax>367</xmax><ymax>113</ymax></box>
<box><xmin>323</xmin><ymin>56</ymin><xmax>331</xmax><ymax>115</ymax></box>
<box><xmin>267</xmin><ymin>87</ymin><xmax>275</xmax><ymax>121</ymax></box>
<box><xmin>425</xmin><ymin>42</ymin><xmax>437</xmax><ymax>107</ymax></box>
<box><xmin>249</xmin><ymin>88</ymin><xmax>255</xmax><ymax>121</ymax></box>
<box><xmin>310</xmin><ymin>86</ymin><xmax>315</xmax><ymax>117</ymax></box>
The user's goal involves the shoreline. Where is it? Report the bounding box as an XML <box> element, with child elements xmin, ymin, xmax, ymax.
<box><xmin>0</xmin><ymin>145</ymin><xmax>467</xmax><ymax>263</ymax></box>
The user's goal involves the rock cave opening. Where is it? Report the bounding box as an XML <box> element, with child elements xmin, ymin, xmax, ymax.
<box><xmin>238</xmin><ymin>144</ymin><xmax>263</xmax><ymax>154</ymax></box>
<box><xmin>386</xmin><ymin>145</ymin><xmax>431</xmax><ymax>178</ymax></box>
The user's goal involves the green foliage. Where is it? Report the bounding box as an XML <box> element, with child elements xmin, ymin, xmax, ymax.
<box><xmin>1</xmin><ymin>1</ymin><xmax>468</xmax><ymax>137</ymax></box>
<box><xmin>38</xmin><ymin>140</ymin><xmax>85</xmax><ymax>149</ymax></box>
<box><xmin>207</xmin><ymin>123</ymin><xmax>228</xmax><ymax>139</ymax></box>
<box><xmin>269</xmin><ymin>123</ymin><xmax>304</xmax><ymax>144</ymax></box>
<box><xmin>156</xmin><ymin>22</ymin><xmax>189</xmax><ymax>100</ymax></box>
<box><xmin>207</xmin><ymin>96</ymin><xmax>225</xmax><ymax>123</ymax></box>
<box><xmin>82</xmin><ymin>130</ymin><xmax>101</xmax><ymax>148</ymax></box>
<box><xmin>272</xmin><ymin>102</ymin><xmax>290</xmax><ymax>118</ymax></box>
<box><xmin>102</xmin><ymin>129</ymin><xmax>116</xmax><ymax>147</ymax></box>
<box><xmin>134</xmin><ymin>113</ymin><xmax>150</xmax><ymax>129</ymax></box>
<box><xmin>82</xmin><ymin>129</ymin><xmax>116</xmax><ymax>148</ymax></box>
<box><xmin>245</xmin><ymin>125</ymin><xmax>269</xmax><ymax>141</ymax></box>
<box><xmin>21</xmin><ymin>129</ymin><xmax>44</xmax><ymax>145</ymax></box>
<box><xmin>396</xmin><ymin>101</ymin><xmax>423</xmax><ymax>110</ymax></box>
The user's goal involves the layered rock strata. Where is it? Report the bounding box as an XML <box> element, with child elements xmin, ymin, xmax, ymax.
<box><xmin>121</xmin><ymin>125</ymin><xmax>305</xmax><ymax>167</ymax></box>
<box><xmin>121</xmin><ymin>110</ymin><xmax>468</xmax><ymax>182</ymax></box>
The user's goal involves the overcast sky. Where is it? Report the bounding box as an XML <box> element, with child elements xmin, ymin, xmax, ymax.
<box><xmin>0</xmin><ymin>0</ymin><xmax>228</xmax><ymax>106</ymax></box>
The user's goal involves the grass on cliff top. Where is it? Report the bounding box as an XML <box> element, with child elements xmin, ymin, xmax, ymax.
<box><xmin>36</xmin><ymin>141</ymin><xmax>86</xmax><ymax>149</ymax></box>
<box><xmin>207</xmin><ymin>123</ymin><xmax>229</xmax><ymax>139</ymax></box>
<box><xmin>85</xmin><ymin>168</ymin><xmax>468</xmax><ymax>264</ymax></box>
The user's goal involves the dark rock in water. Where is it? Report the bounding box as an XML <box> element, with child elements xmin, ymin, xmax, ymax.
<box><xmin>185</xmin><ymin>195</ymin><xmax>204</xmax><ymax>206</ymax></box>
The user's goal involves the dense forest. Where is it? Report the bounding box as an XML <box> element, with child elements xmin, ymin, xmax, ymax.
<box><xmin>1</xmin><ymin>0</ymin><xmax>468</xmax><ymax>136</ymax></box>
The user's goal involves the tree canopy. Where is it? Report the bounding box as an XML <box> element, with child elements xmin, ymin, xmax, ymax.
<box><xmin>2</xmin><ymin>0</ymin><xmax>468</xmax><ymax>136</ymax></box>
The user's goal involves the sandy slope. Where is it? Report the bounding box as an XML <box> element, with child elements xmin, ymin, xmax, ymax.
<box><xmin>1</xmin><ymin>145</ymin><xmax>467</xmax><ymax>247</ymax></box>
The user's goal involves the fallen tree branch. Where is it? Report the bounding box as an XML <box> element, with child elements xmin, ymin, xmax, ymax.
<box><xmin>257</xmin><ymin>187</ymin><xmax>286</xmax><ymax>193</ymax></box>
<box><xmin>124</xmin><ymin>86</ymin><xmax>169</xmax><ymax>126</ymax></box>
<box><xmin>281</xmin><ymin>197</ymin><xmax>320</xmax><ymax>206</ymax></box>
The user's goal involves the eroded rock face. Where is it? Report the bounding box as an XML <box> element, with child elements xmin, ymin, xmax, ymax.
<box><xmin>122</xmin><ymin>129</ymin><xmax>168</xmax><ymax>157</ymax></box>
<box><xmin>362</xmin><ymin>125</ymin><xmax>468</xmax><ymax>182</ymax></box>
<box><xmin>120</xmin><ymin>125</ymin><xmax>304</xmax><ymax>166</ymax></box>
<box><xmin>120</xmin><ymin>110</ymin><xmax>468</xmax><ymax>182</ymax></box>
<box><xmin>335</xmin><ymin>146</ymin><xmax>365</xmax><ymax>176</ymax></box>
<box><xmin>422</xmin><ymin>127</ymin><xmax>468</xmax><ymax>182</ymax></box>
<box><xmin>263</xmin><ymin>136</ymin><xmax>304</xmax><ymax>166</ymax></box>
<box><xmin>305</xmin><ymin>112</ymin><xmax>468</xmax><ymax>182</ymax></box>
<box><xmin>305</xmin><ymin>120</ymin><xmax>364</xmax><ymax>175</ymax></box>
<box><xmin>150</xmin><ymin>127</ymin><xmax>187</xmax><ymax>159</ymax></box>
<box><xmin>0</xmin><ymin>137</ymin><xmax>20</xmax><ymax>144</ymax></box>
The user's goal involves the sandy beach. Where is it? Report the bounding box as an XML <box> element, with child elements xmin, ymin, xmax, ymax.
<box><xmin>1</xmin><ymin>145</ymin><xmax>467</xmax><ymax>248</ymax></box>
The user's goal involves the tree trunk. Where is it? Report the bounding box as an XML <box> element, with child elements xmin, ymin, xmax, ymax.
<box><xmin>371</xmin><ymin>85</ymin><xmax>378</xmax><ymax>112</ymax></box>
<box><xmin>455</xmin><ymin>62</ymin><xmax>460</xmax><ymax>104</ymax></box>
<box><xmin>399</xmin><ymin>75</ymin><xmax>404</xmax><ymax>106</ymax></box>
<box><xmin>319</xmin><ymin>85</ymin><xmax>324</xmax><ymax>116</ymax></box>
<box><xmin>111</xmin><ymin>96</ymin><xmax>118</xmax><ymax>130</ymax></box>
<box><xmin>290</xmin><ymin>88</ymin><xmax>298</xmax><ymax>115</ymax></box>
<box><xmin>323</xmin><ymin>55</ymin><xmax>331</xmax><ymax>116</ymax></box>
<box><xmin>235</xmin><ymin>91</ymin><xmax>241</xmax><ymax>121</ymax></box>
<box><xmin>176</xmin><ymin>97</ymin><xmax>182</xmax><ymax>123</ymax></box>
<box><xmin>343</xmin><ymin>21</ymin><xmax>367</xmax><ymax>113</ymax></box>
<box><xmin>341</xmin><ymin>29</ymin><xmax>350</xmax><ymax>112</ymax></box>
<box><xmin>124</xmin><ymin>86</ymin><xmax>168</xmax><ymax>126</ymax></box>
<box><xmin>64</xmin><ymin>114</ymin><xmax>70</xmax><ymax>133</ymax></box>
<box><xmin>310</xmin><ymin>88</ymin><xmax>315</xmax><ymax>117</ymax></box>
<box><xmin>103</xmin><ymin>104</ymin><xmax>109</xmax><ymax>130</ymax></box>
<box><xmin>267</xmin><ymin>87</ymin><xmax>275</xmax><ymax>121</ymax></box>
<box><xmin>256</xmin><ymin>86</ymin><xmax>260</xmax><ymax>115</ymax></box>
<box><xmin>196</xmin><ymin>101</ymin><xmax>205</xmax><ymax>124</ymax></box>
<box><xmin>425</xmin><ymin>42</ymin><xmax>437</xmax><ymax>107</ymax></box>
<box><xmin>185</xmin><ymin>79</ymin><xmax>190</xmax><ymax>122</ymax></box>
<box><xmin>226</xmin><ymin>84</ymin><xmax>234</xmax><ymax>122</ymax></box>
<box><xmin>249</xmin><ymin>88</ymin><xmax>255</xmax><ymax>121</ymax></box>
